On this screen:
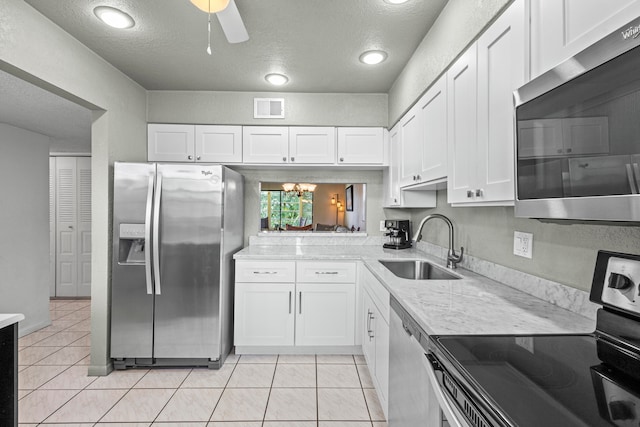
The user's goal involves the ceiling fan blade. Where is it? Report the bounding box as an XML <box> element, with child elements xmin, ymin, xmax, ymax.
<box><xmin>217</xmin><ymin>0</ymin><xmax>249</xmax><ymax>43</ymax></box>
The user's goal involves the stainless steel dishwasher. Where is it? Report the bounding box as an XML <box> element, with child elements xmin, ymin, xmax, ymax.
<box><xmin>388</xmin><ymin>297</ymin><xmax>441</xmax><ymax>427</ymax></box>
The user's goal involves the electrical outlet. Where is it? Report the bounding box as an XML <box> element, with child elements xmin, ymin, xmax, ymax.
<box><xmin>514</xmin><ymin>231</ymin><xmax>533</xmax><ymax>259</ymax></box>
<box><xmin>380</xmin><ymin>220</ymin><xmax>386</xmax><ymax>232</ymax></box>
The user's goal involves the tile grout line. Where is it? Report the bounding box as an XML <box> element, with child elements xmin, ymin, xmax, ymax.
<box><xmin>149</xmin><ymin>368</ymin><xmax>193</xmax><ymax>424</ymax></box>
<box><xmin>208</xmin><ymin>351</ymin><xmax>241</xmax><ymax>423</ymax></box>
<box><xmin>315</xmin><ymin>354</ymin><xmax>319</xmax><ymax>427</ymax></box>
<box><xmin>354</xmin><ymin>355</ymin><xmax>375</xmax><ymax>425</ymax></box>
<box><xmin>261</xmin><ymin>354</ymin><xmax>279</xmax><ymax>425</ymax></box>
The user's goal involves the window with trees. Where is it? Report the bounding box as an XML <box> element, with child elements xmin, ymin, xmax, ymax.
<box><xmin>260</xmin><ymin>191</ymin><xmax>313</xmax><ymax>230</ymax></box>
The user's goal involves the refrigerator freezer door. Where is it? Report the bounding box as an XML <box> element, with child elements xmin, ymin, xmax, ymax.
<box><xmin>111</xmin><ymin>162</ymin><xmax>156</xmax><ymax>359</ymax></box>
<box><xmin>153</xmin><ymin>164</ymin><xmax>223</xmax><ymax>359</ymax></box>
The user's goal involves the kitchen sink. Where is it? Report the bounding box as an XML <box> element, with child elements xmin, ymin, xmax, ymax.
<box><xmin>379</xmin><ymin>259</ymin><xmax>461</xmax><ymax>280</ymax></box>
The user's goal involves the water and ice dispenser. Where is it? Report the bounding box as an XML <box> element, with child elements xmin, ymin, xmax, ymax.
<box><xmin>118</xmin><ymin>223</ymin><xmax>146</xmax><ymax>264</ymax></box>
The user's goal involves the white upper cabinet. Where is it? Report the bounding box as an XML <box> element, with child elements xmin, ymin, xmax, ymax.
<box><xmin>148</xmin><ymin>124</ymin><xmax>195</xmax><ymax>162</ymax></box>
<box><xmin>400</xmin><ymin>76</ymin><xmax>448</xmax><ymax>188</ymax></box>
<box><xmin>531</xmin><ymin>0</ymin><xmax>640</xmax><ymax>78</ymax></box>
<box><xmin>384</xmin><ymin>124</ymin><xmax>401</xmax><ymax>207</ymax></box>
<box><xmin>242</xmin><ymin>126</ymin><xmax>290</xmax><ymax>164</ymax></box>
<box><xmin>195</xmin><ymin>125</ymin><xmax>242</xmax><ymax>163</ymax></box>
<box><xmin>337</xmin><ymin>127</ymin><xmax>385</xmax><ymax>165</ymax></box>
<box><xmin>289</xmin><ymin>127</ymin><xmax>336</xmax><ymax>164</ymax></box>
<box><xmin>448</xmin><ymin>0</ymin><xmax>526</xmax><ymax>205</ymax></box>
<box><xmin>148</xmin><ymin>124</ymin><xmax>242</xmax><ymax>163</ymax></box>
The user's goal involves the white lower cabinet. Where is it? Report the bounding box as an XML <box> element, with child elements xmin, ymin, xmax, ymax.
<box><xmin>234</xmin><ymin>260</ymin><xmax>357</xmax><ymax>349</ymax></box>
<box><xmin>360</xmin><ymin>265</ymin><xmax>390</xmax><ymax>417</ymax></box>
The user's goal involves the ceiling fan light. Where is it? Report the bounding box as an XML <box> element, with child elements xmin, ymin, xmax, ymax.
<box><xmin>265</xmin><ymin>73</ymin><xmax>289</xmax><ymax>86</ymax></box>
<box><xmin>190</xmin><ymin>0</ymin><xmax>231</xmax><ymax>13</ymax></box>
<box><xmin>359</xmin><ymin>50</ymin><xmax>388</xmax><ymax>65</ymax></box>
<box><xmin>93</xmin><ymin>6</ymin><xmax>135</xmax><ymax>29</ymax></box>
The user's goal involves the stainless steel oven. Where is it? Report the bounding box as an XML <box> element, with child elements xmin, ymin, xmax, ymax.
<box><xmin>425</xmin><ymin>251</ymin><xmax>640</xmax><ymax>427</ymax></box>
<box><xmin>514</xmin><ymin>17</ymin><xmax>640</xmax><ymax>221</ymax></box>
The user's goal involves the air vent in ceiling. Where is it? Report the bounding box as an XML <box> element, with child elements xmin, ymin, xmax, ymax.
<box><xmin>254</xmin><ymin>98</ymin><xmax>285</xmax><ymax>119</ymax></box>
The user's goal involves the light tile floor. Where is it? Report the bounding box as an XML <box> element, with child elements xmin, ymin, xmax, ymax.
<box><xmin>18</xmin><ymin>299</ymin><xmax>388</xmax><ymax>427</ymax></box>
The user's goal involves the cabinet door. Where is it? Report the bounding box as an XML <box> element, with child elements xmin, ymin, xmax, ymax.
<box><xmin>234</xmin><ymin>283</ymin><xmax>295</xmax><ymax>346</ymax></box>
<box><xmin>195</xmin><ymin>125</ymin><xmax>242</xmax><ymax>163</ymax></box>
<box><xmin>55</xmin><ymin>157</ymin><xmax>77</xmax><ymax>297</ymax></box>
<box><xmin>419</xmin><ymin>76</ymin><xmax>448</xmax><ymax>184</ymax></box>
<box><xmin>531</xmin><ymin>0</ymin><xmax>640</xmax><ymax>78</ymax></box>
<box><xmin>374</xmin><ymin>314</ymin><xmax>390</xmax><ymax>413</ymax></box>
<box><xmin>148</xmin><ymin>124</ymin><xmax>195</xmax><ymax>162</ymax></box>
<box><xmin>476</xmin><ymin>0</ymin><xmax>526</xmax><ymax>204</ymax></box>
<box><xmin>447</xmin><ymin>44</ymin><xmax>478</xmax><ymax>204</ymax></box>
<box><xmin>337</xmin><ymin>127</ymin><xmax>384</xmax><ymax>164</ymax></box>
<box><xmin>295</xmin><ymin>283</ymin><xmax>356</xmax><ymax>346</ymax></box>
<box><xmin>384</xmin><ymin>124</ymin><xmax>401</xmax><ymax>206</ymax></box>
<box><xmin>398</xmin><ymin>105</ymin><xmax>422</xmax><ymax>187</ymax></box>
<box><xmin>289</xmin><ymin>127</ymin><xmax>336</xmax><ymax>164</ymax></box>
<box><xmin>242</xmin><ymin>126</ymin><xmax>290</xmax><ymax>164</ymax></box>
<box><xmin>361</xmin><ymin>290</ymin><xmax>376</xmax><ymax>367</ymax></box>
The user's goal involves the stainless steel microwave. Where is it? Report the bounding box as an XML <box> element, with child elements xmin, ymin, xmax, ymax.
<box><xmin>514</xmin><ymin>17</ymin><xmax>640</xmax><ymax>222</ymax></box>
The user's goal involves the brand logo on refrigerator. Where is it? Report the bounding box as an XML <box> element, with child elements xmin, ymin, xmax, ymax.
<box><xmin>201</xmin><ymin>170</ymin><xmax>213</xmax><ymax>176</ymax></box>
<box><xmin>622</xmin><ymin>25</ymin><xmax>640</xmax><ymax>40</ymax></box>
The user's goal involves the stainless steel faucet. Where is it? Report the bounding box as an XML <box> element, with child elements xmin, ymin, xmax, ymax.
<box><xmin>412</xmin><ymin>214</ymin><xmax>464</xmax><ymax>269</ymax></box>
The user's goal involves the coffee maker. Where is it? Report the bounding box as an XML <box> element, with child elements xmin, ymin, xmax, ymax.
<box><xmin>383</xmin><ymin>220</ymin><xmax>412</xmax><ymax>249</ymax></box>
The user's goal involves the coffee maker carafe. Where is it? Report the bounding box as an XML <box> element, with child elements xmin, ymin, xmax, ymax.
<box><xmin>383</xmin><ymin>220</ymin><xmax>412</xmax><ymax>249</ymax></box>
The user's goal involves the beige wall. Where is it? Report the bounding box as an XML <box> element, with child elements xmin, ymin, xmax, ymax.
<box><xmin>148</xmin><ymin>91</ymin><xmax>388</xmax><ymax>127</ymax></box>
<box><xmin>0</xmin><ymin>124</ymin><xmax>51</xmax><ymax>335</ymax></box>
<box><xmin>388</xmin><ymin>0</ymin><xmax>511</xmax><ymax>126</ymax></box>
<box><xmin>1</xmin><ymin>0</ymin><xmax>147</xmax><ymax>375</ymax></box>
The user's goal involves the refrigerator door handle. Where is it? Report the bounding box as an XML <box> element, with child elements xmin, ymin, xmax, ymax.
<box><xmin>144</xmin><ymin>173</ymin><xmax>155</xmax><ymax>295</ymax></box>
<box><xmin>153</xmin><ymin>172</ymin><xmax>163</xmax><ymax>295</ymax></box>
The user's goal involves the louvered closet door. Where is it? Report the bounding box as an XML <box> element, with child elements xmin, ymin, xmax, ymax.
<box><xmin>56</xmin><ymin>157</ymin><xmax>77</xmax><ymax>297</ymax></box>
<box><xmin>49</xmin><ymin>158</ymin><xmax>56</xmax><ymax>297</ymax></box>
<box><xmin>76</xmin><ymin>157</ymin><xmax>92</xmax><ymax>297</ymax></box>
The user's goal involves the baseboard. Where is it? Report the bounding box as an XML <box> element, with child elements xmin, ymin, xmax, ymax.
<box><xmin>18</xmin><ymin>319</ymin><xmax>52</xmax><ymax>338</ymax></box>
<box><xmin>88</xmin><ymin>361</ymin><xmax>113</xmax><ymax>377</ymax></box>
<box><xmin>235</xmin><ymin>345</ymin><xmax>362</xmax><ymax>355</ymax></box>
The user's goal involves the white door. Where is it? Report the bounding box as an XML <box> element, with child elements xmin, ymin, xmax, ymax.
<box><xmin>361</xmin><ymin>290</ymin><xmax>376</xmax><ymax>365</ymax></box>
<box><xmin>195</xmin><ymin>125</ymin><xmax>242</xmax><ymax>163</ymax></box>
<box><xmin>419</xmin><ymin>76</ymin><xmax>448</xmax><ymax>183</ymax></box>
<box><xmin>337</xmin><ymin>127</ymin><xmax>384</xmax><ymax>165</ymax></box>
<box><xmin>49</xmin><ymin>157</ymin><xmax>56</xmax><ymax>297</ymax></box>
<box><xmin>289</xmin><ymin>127</ymin><xmax>336</xmax><ymax>164</ymax></box>
<box><xmin>76</xmin><ymin>157</ymin><xmax>92</xmax><ymax>297</ymax></box>
<box><xmin>55</xmin><ymin>157</ymin><xmax>77</xmax><ymax>297</ymax></box>
<box><xmin>476</xmin><ymin>0</ymin><xmax>526</xmax><ymax>204</ymax></box>
<box><xmin>530</xmin><ymin>0</ymin><xmax>640</xmax><ymax>78</ymax></box>
<box><xmin>398</xmin><ymin>105</ymin><xmax>422</xmax><ymax>187</ymax></box>
<box><xmin>234</xmin><ymin>283</ymin><xmax>295</xmax><ymax>346</ymax></box>
<box><xmin>147</xmin><ymin>124</ymin><xmax>195</xmax><ymax>162</ymax></box>
<box><xmin>242</xmin><ymin>126</ymin><xmax>290</xmax><ymax>164</ymax></box>
<box><xmin>447</xmin><ymin>44</ymin><xmax>478</xmax><ymax>204</ymax></box>
<box><xmin>295</xmin><ymin>283</ymin><xmax>356</xmax><ymax>346</ymax></box>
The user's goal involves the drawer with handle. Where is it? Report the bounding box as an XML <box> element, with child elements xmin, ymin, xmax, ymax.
<box><xmin>235</xmin><ymin>260</ymin><xmax>296</xmax><ymax>283</ymax></box>
<box><xmin>296</xmin><ymin>261</ymin><xmax>356</xmax><ymax>283</ymax></box>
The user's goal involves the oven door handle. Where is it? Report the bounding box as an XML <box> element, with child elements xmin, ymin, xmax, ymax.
<box><xmin>423</xmin><ymin>353</ymin><xmax>472</xmax><ymax>427</ymax></box>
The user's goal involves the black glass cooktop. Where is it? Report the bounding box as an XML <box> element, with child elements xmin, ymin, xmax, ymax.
<box><xmin>434</xmin><ymin>334</ymin><xmax>640</xmax><ymax>427</ymax></box>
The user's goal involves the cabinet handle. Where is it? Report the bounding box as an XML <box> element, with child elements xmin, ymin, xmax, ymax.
<box><xmin>340</xmin><ymin>157</ymin><xmax>344</xmax><ymax>162</ymax></box>
<box><xmin>188</xmin><ymin>155</ymin><xmax>193</xmax><ymax>160</ymax></box>
<box><xmin>283</xmin><ymin>157</ymin><xmax>287</xmax><ymax>162</ymax></box>
<box><xmin>253</xmin><ymin>271</ymin><xmax>277</xmax><ymax>275</ymax></box>
<box><xmin>466</xmin><ymin>190</ymin><xmax>474</xmax><ymax>198</ymax></box>
<box><xmin>289</xmin><ymin>291</ymin><xmax>292</xmax><ymax>314</ymax></box>
<box><xmin>557</xmin><ymin>149</ymin><xmax>563</xmax><ymax>154</ymax></box>
<box><xmin>394</xmin><ymin>198</ymin><xmax>398</xmax><ymax>203</ymax></box>
<box><xmin>475</xmin><ymin>189</ymin><xmax>483</xmax><ymax>197</ymax></box>
<box><xmin>412</xmin><ymin>175</ymin><xmax>416</xmax><ymax>181</ymax></box>
<box><xmin>315</xmin><ymin>271</ymin><xmax>339</xmax><ymax>275</ymax></box>
<box><xmin>196</xmin><ymin>156</ymin><xmax>201</xmax><ymax>160</ymax></box>
<box><xmin>566</xmin><ymin>148</ymin><xmax>572</xmax><ymax>153</ymax></box>
<box><xmin>291</xmin><ymin>157</ymin><xmax>295</xmax><ymax>162</ymax></box>
<box><xmin>299</xmin><ymin>292</ymin><xmax>302</xmax><ymax>314</ymax></box>
<box><xmin>416</xmin><ymin>175</ymin><xmax>421</xmax><ymax>181</ymax></box>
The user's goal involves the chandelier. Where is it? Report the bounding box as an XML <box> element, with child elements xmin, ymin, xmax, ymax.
<box><xmin>282</xmin><ymin>183</ymin><xmax>317</xmax><ymax>196</ymax></box>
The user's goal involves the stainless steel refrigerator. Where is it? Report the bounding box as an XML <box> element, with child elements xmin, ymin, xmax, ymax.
<box><xmin>110</xmin><ymin>162</ymin><xmax>244</xmax><ymax>369</ymax></box>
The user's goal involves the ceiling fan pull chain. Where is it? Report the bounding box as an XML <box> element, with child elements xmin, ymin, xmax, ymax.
<box><xmin>206</xmin><ymin>0</ymin><xmax>212</xmax><ymax>55</ymax></box>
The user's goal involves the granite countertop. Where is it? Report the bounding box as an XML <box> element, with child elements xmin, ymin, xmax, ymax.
<box><xmin>234</xmin><ymin>245</ymin><xmax>596</xmax><ymax>336</ymax></box>
<box><xmin>0</xmin><ymin>314</ymin><xmax>25</xmax><ymax>329</ymax></box>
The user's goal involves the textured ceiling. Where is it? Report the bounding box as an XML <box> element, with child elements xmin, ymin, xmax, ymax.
<box><xmin>22</xmin><ymin>0</ymin><xmax>448</xmax><ymax>92</ymax></box>
<box><xmin>0</xmin><ymin>70</ymin><xmax>92</xmax><ymax>153</ymax></box>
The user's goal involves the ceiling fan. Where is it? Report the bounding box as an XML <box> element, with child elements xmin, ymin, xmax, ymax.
<box><xmin>190</xmin><ymin>0</ymin><xmax>249</xmax><ymax>53</ymax></box>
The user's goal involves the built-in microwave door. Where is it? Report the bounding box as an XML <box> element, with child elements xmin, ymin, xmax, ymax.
<box><xmin>568</xmin><ymin>155</ymin><xmax>638</xmax><ymax>197</ymax></box>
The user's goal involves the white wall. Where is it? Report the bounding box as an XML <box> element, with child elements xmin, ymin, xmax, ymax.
<box><xmin>0</xmin><ymin>124</ymin><xmax>51</xmax><ymax>335</ymax></box>
<box><xmin>1</xmin><ymin>0</ymin><xmax>147</xmax><ymax>375</ymax></box>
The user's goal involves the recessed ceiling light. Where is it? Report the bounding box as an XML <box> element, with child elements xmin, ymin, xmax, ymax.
<box><xmin>359</xmin><ymin>50</ymin><xmax>388</xmax><ymax>65</ymax></box>
<box><xmin>93</xmin><ymin>6</ymin><xmax>135</xmax><ymax>29</ymax></box>
<box><xmin>265</xmin><ymin>73</ymin><xmax>289</xmax><ymax>86</ymax></box>
<box><xmin>385</xmin><ymin>0</ymin><xmax>410</xmax><ymax>3</ymax></box>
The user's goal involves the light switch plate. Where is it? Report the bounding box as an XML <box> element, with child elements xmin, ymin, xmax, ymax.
<box><xmin>514</xmin><ymin>231</ymin><xmax>533</xmax><ymax>259</ymax></box>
